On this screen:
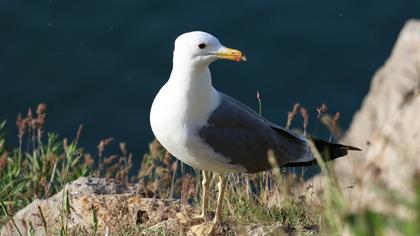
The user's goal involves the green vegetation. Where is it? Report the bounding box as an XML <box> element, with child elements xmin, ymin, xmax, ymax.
<box><xmin>0</xmin><ymin>104</ymin><xmax>135</xmax><ymax>229</ymax></box>
<box><xmin>1</xmin><ymin>104</ymin><xmax>420</xmax><ymax>235</ymax></box>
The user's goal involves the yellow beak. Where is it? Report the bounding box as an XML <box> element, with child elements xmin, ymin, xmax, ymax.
<box><xmin>215</xmin><ymin>47</ymin><xmax>247</xmax><ymax>62</ymax></box>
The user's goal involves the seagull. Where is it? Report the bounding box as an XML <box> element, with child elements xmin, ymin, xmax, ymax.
<box><xmin>150</xmin><ymin>31</ymin><xmax>359</xmax><ymax>233</ymax></box>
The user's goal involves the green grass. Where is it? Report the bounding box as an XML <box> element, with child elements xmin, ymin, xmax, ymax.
<box><xmin>0</xmin><ymin>123</ymin><xmax>90</xmax><ymax>226</ymax></box>
<box><xmin>1</xmin><ymin>104</ymin><xmax>420</xmax><ymax>235</ymax></box>
<box><xmin>0</xmin><ymin>104</ymin><xmax>136</xmax><ymax>232</ymax></box>
<box><xmin>221</xmin><ymin>173</ymin><xmax>319</xmax><ymax>233</ymax></box>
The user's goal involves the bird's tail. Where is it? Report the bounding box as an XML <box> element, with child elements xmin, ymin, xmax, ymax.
<box><xmin>312</xmin><ymin>138</ymin><xmax>361</xmax><ymax>161</ymax></box>
<box><xmin>283</xmin><ymin>138</ymin><xmax>361</xmax><ymax>167</ymax></box>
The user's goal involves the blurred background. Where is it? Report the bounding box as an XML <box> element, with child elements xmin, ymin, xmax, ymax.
<box><xmin>1</xmin><ymin>0</ymin><xmax>419</xmax><ymax>158</ymax></box>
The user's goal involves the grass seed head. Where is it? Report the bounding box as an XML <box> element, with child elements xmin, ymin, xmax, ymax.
<box><xmin>299</xmin><ymin>107</ymin><xmax>309</xmax><ymax>133</ymax></box>
<box><xmin>316</xmin><ymin>103</ymin><xmax>328</xmax><ymax>119</ymax></box>
<box><xmin>286</xmin><ymin>103</ymin><xmax>301</xmax><ymax>129</ymax></box>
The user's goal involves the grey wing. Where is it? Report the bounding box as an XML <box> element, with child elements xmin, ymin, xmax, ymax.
<box><xmin>199</xmin><ymin>93</ymin><xmax>312</xmax><ymax>173</ymax></box>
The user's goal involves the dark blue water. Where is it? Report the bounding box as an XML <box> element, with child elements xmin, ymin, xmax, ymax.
<box><xmin>1</xmin><ymin>1</ymin><xmax>419</xmax><ymax>161</ymax></box>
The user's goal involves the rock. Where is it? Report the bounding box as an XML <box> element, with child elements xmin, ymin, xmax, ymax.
<box><xmin>235</xmin><ymin>222</ymin><xmax>285</xmax><ymax>236</ymax></box>
<box><xmin>0</xmin><ymin>177</ymin><xmax>197</xmax><ymax>236</ymax></box>
<box><xmin>1</xmin><ymin>177</ymin><xmax>289</xmax><ymax>236</ymax></box>
<box><xmin>334</xmin><ymin>19</ymin><xmax>420</xmax><ymax>216</ymax></box>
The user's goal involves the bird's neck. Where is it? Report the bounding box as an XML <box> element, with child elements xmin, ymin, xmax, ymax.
<box><xmin>167</xmin><ymin>64</ymin><xmax>220</xmax><ymax>125</ymax></box>
<box><xmin>168</xmin><ymin>64</ymin><xmax>214</xmax><ymax>96</ymax></box>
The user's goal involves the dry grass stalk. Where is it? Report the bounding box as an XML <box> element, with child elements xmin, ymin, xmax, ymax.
<box><xmin>316</xmin><ymin>103</ymin><xmax>328</xmax><ymax>120</ymax></box>
<box><xmin>75</xmin><ymin>124</ymin><xmax>83</xmax><ymax>143</ymax></box>
<box><xmin>0</xmin><ymin>152</ymin><xmax>8</xmax><ymax>170</ymax></box>
<box><xmin>329</xmin><ymin>112</ymin><xmax>340</xmax><ymax>142</ymax></box>
<box><xmin>314</xmin><ymin>103</ymin><xmax>328</xmax><ymax>135</ymax></box>
<box><xmin>256</xmin><ymin>90</ymin><xmax>262</xmax><ymax>115</ymax></box>
<box><xmin>286</xmin><ymin>103</ymin><xmax>301</xmax><ymax>129</ymax></box>
<box><xmin>299</xmin><ymin>107</ymin><xmax>309</xmax><ymax>136</ymax></box>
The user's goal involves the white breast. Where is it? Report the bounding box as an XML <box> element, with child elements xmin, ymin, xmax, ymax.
<box><xmin>150</xmin><ymin>68</ymin><xmax>245</xmax><ymax>173</ymax></box>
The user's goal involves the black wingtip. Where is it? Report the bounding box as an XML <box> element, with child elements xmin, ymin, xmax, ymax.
<box><xmin>345</xmin><ymin>145</ymin><xmax>362</xmax><ymax>151</ymax></box>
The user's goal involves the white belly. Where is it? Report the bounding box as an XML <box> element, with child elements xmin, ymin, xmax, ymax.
<box><xmin>150</xmin><ymin>83</ymin><xmax>245</xmax><ymax>174</ymax></box>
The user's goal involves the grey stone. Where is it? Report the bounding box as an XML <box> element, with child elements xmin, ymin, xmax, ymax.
<box><xmin>334</xmin><ymin>19</ymin><xmax>420</xmax><ymax>217</ymax></box>
<box><xmin>0</xmin><ymin>177</ymin><xmax>192</xmax><ymax>236</ymax></box>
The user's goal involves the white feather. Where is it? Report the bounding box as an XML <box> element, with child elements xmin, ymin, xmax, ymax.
<box><xmin>150</xmin><ymin>38</ymin><xmax>246</xmax><ymax>173</ymax></box>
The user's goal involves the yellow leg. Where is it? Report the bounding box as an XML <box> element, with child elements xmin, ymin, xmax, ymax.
<box><xmin>200</xmin><ymin>170</ymin><xmax>211</xmax><ymax>219</ymax></box>
<box><xmin>209</xmin><ymin>175</ymin><xmax>226</xmax><ymax>234</ymax></box>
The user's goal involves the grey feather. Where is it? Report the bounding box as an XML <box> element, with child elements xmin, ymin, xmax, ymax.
<box><xmin>199</xmin><ymin>93</ymin><xmax>311</xmax><ymax>173</ymax></box>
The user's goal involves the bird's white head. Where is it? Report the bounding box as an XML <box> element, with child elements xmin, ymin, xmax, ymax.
<box><xmin>173</xmin><ymin>31</ymin><xmax>246</xmax><ymax>68</ymax></box>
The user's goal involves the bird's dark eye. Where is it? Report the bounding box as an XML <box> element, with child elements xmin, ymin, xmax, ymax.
<box><xmin>198</xmin><ymin>43</ymin><xmax>206</xmax><ymax>49</ymax></box>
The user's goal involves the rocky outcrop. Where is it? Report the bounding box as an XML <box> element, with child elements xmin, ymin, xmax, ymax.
<box><xmin>1</xmin><ymin>177</ymin><xmax>287</xmax><ymax>236</ymax></box>
<box><xmin>1</xmin><ymin>177</ymin><xmax>193</xmax><ymax>235</ymax></box>
<box><xmin>335</xmin><ymin>20</ymin><xmax>420</xmax><ymax>216</ymax></box>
